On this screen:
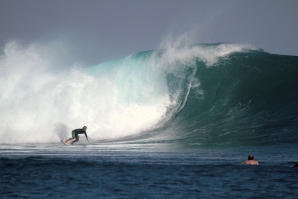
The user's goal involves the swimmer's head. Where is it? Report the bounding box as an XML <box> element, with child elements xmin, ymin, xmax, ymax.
<box><xmin>248</xmin><ymin>154</ymin><xmax>254</xmax><ymax>160</ymax></box>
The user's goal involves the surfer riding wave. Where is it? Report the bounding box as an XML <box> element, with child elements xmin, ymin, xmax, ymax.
<box><xmin>64</xmin><ymin>126</ymin><xmax>89</xmax><ymax>144</ymax></box>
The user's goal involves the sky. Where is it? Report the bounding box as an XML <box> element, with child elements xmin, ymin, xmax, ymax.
<box><xmin>1</xmin><ymin>0</ymin><xmax>298</xmax><ymax>66</ymax></box>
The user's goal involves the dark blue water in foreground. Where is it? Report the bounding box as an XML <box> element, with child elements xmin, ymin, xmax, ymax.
<box><xmin>1</xmin><ymin>143</ymin><xmax>298</xmax><ymax>199</ymax></box>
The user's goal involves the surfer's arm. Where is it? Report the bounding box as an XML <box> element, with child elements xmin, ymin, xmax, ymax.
<box><xmin>85</xmin><ymin>133</ymin><xmax>89</xmax><ymax>142</ymax></box>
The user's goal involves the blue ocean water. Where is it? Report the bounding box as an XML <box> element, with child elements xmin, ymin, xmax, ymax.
<box><xmin>1</xmin><ymin>143</ymin><xmax>298</xmax><ymax>198</ymax></box>
<box><xmin>1</xmin><ymin>43</ymin><xmax>298</xmax><ymax>198</ymax></box>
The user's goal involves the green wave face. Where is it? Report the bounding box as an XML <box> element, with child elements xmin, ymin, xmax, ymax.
<box><xmin>86</xmin><ymin>43</ymin><xmax>298</xmax><ymax>146</ymax></box>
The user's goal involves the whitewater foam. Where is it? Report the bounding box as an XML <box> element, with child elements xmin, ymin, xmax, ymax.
<box><xmin>0</xmin><ymin>42</ymin><xmax>171</xmax><ymax>143</ymax></box>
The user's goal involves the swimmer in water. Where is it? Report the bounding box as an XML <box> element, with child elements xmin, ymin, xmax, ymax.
<box><xmin>242</xmin><ymin>154</ymin><xmax>259</xmax><ymax>165</ymax></box>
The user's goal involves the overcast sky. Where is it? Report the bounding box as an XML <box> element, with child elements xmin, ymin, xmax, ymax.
<box><xmin>1</xmin><ymin>0</ymin><xmax>298</xmax><ymax>65</ymax></box>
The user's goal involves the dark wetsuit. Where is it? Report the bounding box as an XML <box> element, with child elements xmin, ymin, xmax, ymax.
<box><xmin>72</xmin><ymin>129</ymin><xmax>88</xmax><ymax>140</ymax></box>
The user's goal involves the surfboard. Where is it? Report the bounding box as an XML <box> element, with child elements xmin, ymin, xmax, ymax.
<box><xmin>61</xmin><ymin>140</ymin><xmax>69</xmax><ymax>145</ymax></box>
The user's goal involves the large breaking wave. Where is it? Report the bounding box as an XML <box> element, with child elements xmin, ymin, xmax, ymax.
<box><xmin>1</xmin><ymin>41</ymin><xmax>297</xmax><ymax>146</ymax></box>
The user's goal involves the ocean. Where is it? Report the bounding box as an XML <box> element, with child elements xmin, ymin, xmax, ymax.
<box><xmin>1</xmin><ymin>43</ymin><xmax>298</xmax><ymax>198</ymax></box>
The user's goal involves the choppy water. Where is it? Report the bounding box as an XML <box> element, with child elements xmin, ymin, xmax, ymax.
<box><xmin>1</xmin><ymin>143</ymin><xmax>298</xmax><ymax>198</ymax></box>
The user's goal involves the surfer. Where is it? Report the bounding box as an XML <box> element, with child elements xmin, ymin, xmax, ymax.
<box><xmin>64</xmin><ymin>126</ymin><xmax>89</xmax><ymax>144</ymax></box>
<box><xmin>242</xmin><ymin>154</ymin><xmax>259</xmax><ymax>165</ymax></box>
